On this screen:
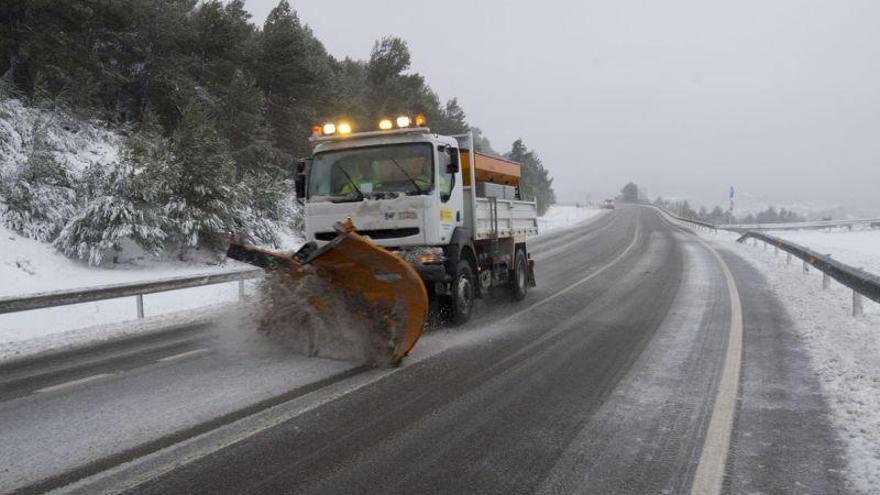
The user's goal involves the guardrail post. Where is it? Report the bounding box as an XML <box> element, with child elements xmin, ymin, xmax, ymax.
<box><xmin>763</xmin><ymin>241</ymin><xmax>767</xmax><ymax>251</ymax></box>
<box><xmin>238</xmin><ymin>279</ymin><xmax>245</xmax><ymax>301</ymax></box>
<box><xmin>853</xmin><ymin>291</ymin><xmax>864</xmax><ymax>317</ymax></box>
<box><xmin>786</xmin><ymin>253</ymin><xmax>792</xmax><ymax>265</ymax></box>
<box><xmin>802</xmin><ymin>260</ymin><xmax>809</xmax><ymax>273</ymax></box>
<box><xmin>136</xmin><ymin>294</ymin><xmax>144</xmax><ymax>319</ymax></box>
<box><xmin>822</xmin><ymin>272</ymin><xmax>831</xmax><ymax>289</ymax></box>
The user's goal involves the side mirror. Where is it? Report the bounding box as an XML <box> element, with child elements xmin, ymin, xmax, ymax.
<box><xmin>446</xmin><ymin>148</ymin><xmax>460</xmax><ymax>174</ymax></box>
<box><xmin>294</xmin><ymin>158</ymin><xmax>310</xmax><ymax>202</ymax></box>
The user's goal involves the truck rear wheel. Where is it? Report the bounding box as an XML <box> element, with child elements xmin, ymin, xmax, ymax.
<box><xmin>510</xmin><ymin>248</ymin><xmax>528</xmax><ymax>301</ymax></box>
<box><xmin>444</xmin><ymin>260</ymin><xmax>474</xmax><ymax>325</ymax></box>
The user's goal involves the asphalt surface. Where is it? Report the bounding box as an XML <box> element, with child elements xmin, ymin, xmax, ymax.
<box><xmin>2</xmin><ymin>206</ymin><xmax>850</xmax><ymax>494</ymax></box>
<box><xmin>720</xmin><ymin>251</ymin><xmax>848</xmax><ymax>494</ymax></box>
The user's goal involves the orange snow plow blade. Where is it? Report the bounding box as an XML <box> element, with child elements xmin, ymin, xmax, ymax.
<box><xmin>227</xmin><ymin>220</ymin><xmax>428</xmax><ymax>366</ymax></box>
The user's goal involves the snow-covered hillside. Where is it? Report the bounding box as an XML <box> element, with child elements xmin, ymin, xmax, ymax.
<box><xmin>0</xmin><ymin>222</ymin><xmax>257</xmax><ymax>342</ymax></box>
<box><xmin>0</xmin><ymin>98</ymin><xmax>302</xmax><ymax>345</ymax></box>
<box><xmin>0</xmin><ymin>97</ymin><xmax>126</xmax><ymax>244</ymax></box>
<box><xmin>0</xmin><ymin>98</ymin><xmax>122</xmax><ymax>179</ymax></box>
<box><xmin>0</xmin><ymin>223</ymin><xmax>252</xmax><ymax>297</ymax></box>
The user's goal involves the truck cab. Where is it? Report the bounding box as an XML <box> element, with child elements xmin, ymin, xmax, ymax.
<box><xmin>302</xmin><ymin>129</ymin><xmax>463</xmax><ymax>249</ymax></box>
<box><xmin>295</xmin><ymin>116</ymin><xmax>538</xmax><ymax>324</ymax></box>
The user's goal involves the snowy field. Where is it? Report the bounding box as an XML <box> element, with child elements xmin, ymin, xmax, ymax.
<box><xmin>767</xmin><ymin>228</ymin><xmax>880</xmax><ymax>275</ymax></box>
<box><xmin>702</xmin><ymin>228</ymin><xmax>880</xmax><ymax>493</ymax></box>
<box><xmin>537</xmin><ymin>205</ymin><xmax>604</xmax><ymax>235</ymax></box>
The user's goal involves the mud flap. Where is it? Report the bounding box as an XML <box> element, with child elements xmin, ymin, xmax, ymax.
<box><xmin>527</xmin><ymin>253</ymin><xmax>537</xmax><ymax>287</ymax></box>
<box><xmin>227</xmin><ymin>221</ymin><xmax>429</xmax><ymax>366</ymax></box>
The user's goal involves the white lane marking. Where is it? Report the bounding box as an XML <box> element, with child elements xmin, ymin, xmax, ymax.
<box><xmin>64</xmin><ymin>214</ymin><xmax>646</xmax><ymax>495</ymax></box>
<box><xmin>35</xmin><ymin>373</ymin><xmax>114</xmax><ymax>394</ymax></box>
<box><xmin>156</xmin><ymin>348</ymin><xmax>208</xmax><ymax>362</ymax></box>
<box><xmin>659</xmin><ymin>210</ymin><xmax>743</xmax><ymax>495</ymax></box>
<box><xmin>532</xmin><ymin>214</ymin><xmax>617</xmax><ymax>262</ymax></box>
<box><xmin>510</xmin><ymin>213</ymin><xmax>641</xmax><ymax>323</ymax></box>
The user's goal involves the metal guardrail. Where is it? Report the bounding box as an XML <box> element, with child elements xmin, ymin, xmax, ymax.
<box><xmin>670</xmin><ymin>215</ymin><xmax>718</xmax><ymax>232</ymax></box>
<box><xmin>0</xmin><ymin>268</ymin><xmax>263</xmax><ymax>317</ymax></box>
<box><xmin>736</xmin><ymin>232</ymin><xmax>880</xmax><ymax>316</ymax></box>
<box><xmin>654</xmin><ymin>204</ymin><xmax>879</xmax><ymax>317</ymax></box>
<box><xmin>651</xmin><ymin>205</ymin><xmax>719</xmax><ymax>232</ymax></box>
<box><xmin>721</xmin><ymin>218</ymin><xmax>880</xmax><ymax>232</ymax></box>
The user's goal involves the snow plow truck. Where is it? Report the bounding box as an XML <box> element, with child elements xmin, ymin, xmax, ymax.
<box><xmin>228</xmin><ymin>115</ymin><xmax>539</xmax><ymax>365</ymax></box>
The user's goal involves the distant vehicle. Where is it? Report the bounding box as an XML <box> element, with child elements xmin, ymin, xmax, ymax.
<box><xmin>601</xmin><ymin>199</ymin><xmax>615</xmax><ymax>210</ymax></box>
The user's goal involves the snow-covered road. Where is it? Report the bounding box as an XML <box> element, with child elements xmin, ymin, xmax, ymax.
<box><xmin>1</xmin><ymin>207</ymin><xmax>861</xmax><ymax>494</ymax></box>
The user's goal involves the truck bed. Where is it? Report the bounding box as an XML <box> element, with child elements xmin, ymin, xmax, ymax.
<box><xmin>473</xmin><ymin>196</ymin><xmax>539</xmax><ymax>242</ymax></box>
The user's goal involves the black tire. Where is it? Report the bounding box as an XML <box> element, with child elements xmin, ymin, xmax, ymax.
<box><xmin>444</xmin><ymin>259</ymin><xmax>475</xmax><ymax>325</ymax></box>
<box><xmin>510</xmin><ymin>248</ymin><xmax>528</xmax><ymax>301</ymax></box>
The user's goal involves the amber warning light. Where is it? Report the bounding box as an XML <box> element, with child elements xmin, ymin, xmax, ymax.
<box><xmin>313</xmin><ymin>115</ymin><xmax>427</xmax><ymax>137</ymax></box>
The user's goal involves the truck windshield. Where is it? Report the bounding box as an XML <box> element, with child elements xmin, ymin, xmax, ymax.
<box><xmin>308</xmin><ymin>143</ymin><xmax>434</xmax><ymax>200</ymax></box>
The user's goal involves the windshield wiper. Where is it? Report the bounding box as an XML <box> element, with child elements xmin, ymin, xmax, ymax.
<box><xmin>337</xmin><ymin>166</ymin><xmax>364</xmax><ymax>200</ymax></box>
<box><xmin>389</xmin><ymin>158</ymin><xmax>425</xmax><ymax>195</ymax></box>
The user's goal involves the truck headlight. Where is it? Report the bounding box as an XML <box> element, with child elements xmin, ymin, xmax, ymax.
<box><xmin>418</xmin><ymin>251</ymin><xmax>445</xmax><ymax>265</ymax></box>
<box><xmin>399</xmin><ymin>247</ymin><xmax>445</xmax><ymax>265</ymax></box>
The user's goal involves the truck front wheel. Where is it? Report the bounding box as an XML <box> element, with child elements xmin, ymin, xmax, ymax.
<box><xmin>444</xmin><ymin>260</ymin><xmax>474</xmax><ymax>325</ymax></box>
<box><xmin>510</xmin><ymin>248</ymin><xmax>529</xmax><ymax>301</ymax></box>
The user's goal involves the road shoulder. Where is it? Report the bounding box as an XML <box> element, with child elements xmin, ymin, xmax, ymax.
<box><xmin>719</xmin><ymin>249</ymin><xmax>849</xmax><ymax>494</ymax></box>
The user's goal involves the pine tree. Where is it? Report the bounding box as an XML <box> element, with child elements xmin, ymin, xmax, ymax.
<box><xmin>54</xmin><ymin>112</ymin><xmax>171</xmax><ymax>265</ymax></box>
<box><xmin>365</xmin><ymin>37</ymin><xmax>446</xmax><ymax>126</ymax></box>
<box><xmin>323</xmin><ymin>57</ymin><xmax>370</xmax><ymax>129</ymax></box>
<box><xmin>507</xmin><ymin>139</ymin><xmax>556</xmax><ymax>215</ymax></box>
<box><xmin>231</xmin><ymin>171</ymin><xmax>293</xmax><ymax>246</ymax></box>
<box><xmin>54</xmin><ymin>163</ymin><xmax>166</xmax><ymax>265</ymax></box>
<box><xmin>432</xmin><ymin>98</ymin><xmax>469</xmax><ymax>135</ymax></box>
<box><xmin>257</xmin><ymin>0</ymin><xmax>331</xmax><ymax>159</ymax></box>
<box><xmin>471</xmin><ymin>127</ymin><xmax>497</xmax><ymax>154</ymax></box>
<box><xmin>620</xmin><ymin>182</ymin><xmax>639</xmax><ymax>202</ymax></box>
<box><xmin>1</xmin><ymin>119</ymin><xmax>77</xmax><ymax>241</ymax></box>
<box><xmin>164</xmin><ymin>101</ymin><xmax>237</xmax><ymax>252</ymax></box>
<box><xmin>214</xmin><ymin>69</ymin><xmax>278</xmax><ymax>178</ymax></box>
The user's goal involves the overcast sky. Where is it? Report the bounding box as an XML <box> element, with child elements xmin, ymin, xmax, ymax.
<box><xmin>245</xmin><ymin>0</ymin><xmax>880</xmax><ymax>213</ymax></box>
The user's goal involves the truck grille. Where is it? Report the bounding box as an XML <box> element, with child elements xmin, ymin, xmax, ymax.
<box><xmin>315</xmin><ymin>227</ymin><xmax>420</xmax><ymax>241</ymax></box>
